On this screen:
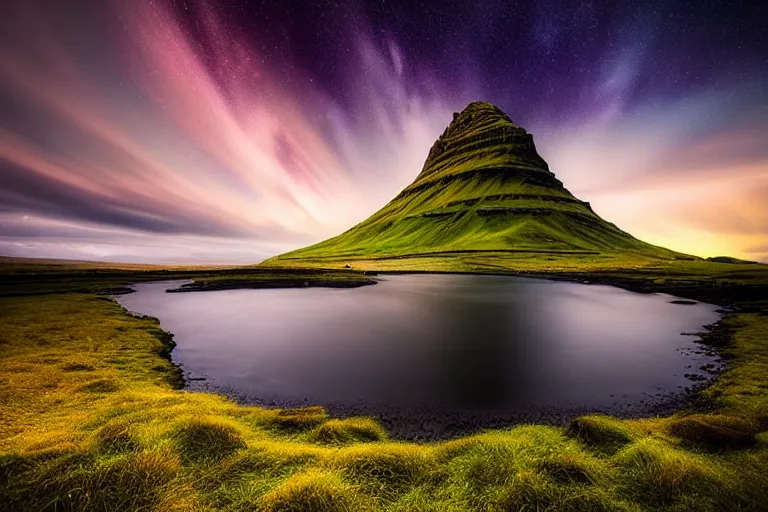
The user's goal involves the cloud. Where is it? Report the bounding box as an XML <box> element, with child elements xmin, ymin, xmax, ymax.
<box><xmin>0</xmin><ymin>0</ymin><xmax>765</xmax><ymax>263</ymax></box>
<box><xmin>0</xmin><ymin>0</ymin><xmax>459</xmax><ymax>262</ymax></box>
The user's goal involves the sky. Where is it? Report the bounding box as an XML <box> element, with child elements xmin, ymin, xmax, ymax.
<box><xmin>0</xmin><ymin>0</ymin><xmax>766</xmax><ymax>264</ymax></box>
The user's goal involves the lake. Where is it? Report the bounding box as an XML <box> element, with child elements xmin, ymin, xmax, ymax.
<box><xmin>116</xmin><ymin>274</ymin><xmax>722</xmax><ymax>438</ymax></box>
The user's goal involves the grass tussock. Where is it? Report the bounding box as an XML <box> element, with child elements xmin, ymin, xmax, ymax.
<box><xmin>78</xmin><ymin>377</ymin><xmax>121</xmax><ymax>393</ymax></box>
<box><xmin>615</xmin><ymin>438</ymin><xmax>722</xmax><ymax>508</ymax></box>
<box><xmin>537</xmin><ymin>454</ymin><xmax>596</xmax><ymax>485</ymax></box>
<box><xmin>333</xmin><ymin>443</ymin><xmax>435</xmax><ymax>499</ymax></box>
<box><xmin>565</xmin><ymin>415</ymin><xmax>639</xmax><ymax>453</ymax></box>
<box><xmin>309</xmin><ymin>418</ymin><xmax>388</xmax><ymax>445</ymax></box>
<box><xmin>172</xmin><ymin>417</ymin><xmax>247</xmax><ymax>463</ymax></box>
<box><xmin>96</xmin><ymin>421</ymin><xmax>139</xmax><ymax>454</ymax></box>
<box><xmin>496</xmin><ymin>469</ymin><xmax>556</xmax><ymax>511</ymax></box>
<box><xmin>668</xmin><ymin>414</ymin><xmax>760</xmax><ymax>449</ymax></box>
<box><xmin>61</xmin><ymin>361</ymin><xmax>95</xmax><ymax>372</ymax></box>
<box><xmin>270</xmin><ymin>406</ymin><xmax>329</xmax><ymax>432</ymax></box>
<box><xmin>493</xmin><ymin>470</ymin><xmax>626</xmax><ymax>512</ymax></box>
<box><xmin>220</xmin><ymin>443</ymin><xmax>322</xmax><ymax>478</ymax></box>
<box><xmin>259</xmin><ymin>471</ymin><xmax>371</xmax><ymax>512</ymax></box>
<box><xmin>1</xmin><ymin>449</ymin><xmax>182</xmax><ymax>511</ymax></box>
<box><xmin>81</xmin><ymin>450</ymin><xmax>181</xmax><ymax>510</ymax></box>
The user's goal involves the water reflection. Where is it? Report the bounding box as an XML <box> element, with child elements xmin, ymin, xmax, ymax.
<box><xmin>116</xmin><ymin>275</ymin><xmax>721</xmax><ymax>430</ymax></box>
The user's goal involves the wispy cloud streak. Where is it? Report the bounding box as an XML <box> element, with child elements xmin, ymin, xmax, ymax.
<box><xmin>0</xmin><ymin>0</ymin><xmax>765</xmax><ymax>262</ymax></box>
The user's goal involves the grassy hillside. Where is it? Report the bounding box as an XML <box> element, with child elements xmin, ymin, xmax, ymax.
<box><xmin>266</xmin><ymin>102</ymin><xmax>684</xmax><ymax>269</ymax></box>
<box><xmin>1</xmin><ymin>263</ymin><xmax>767</xmax><ymax>510</ymax></box>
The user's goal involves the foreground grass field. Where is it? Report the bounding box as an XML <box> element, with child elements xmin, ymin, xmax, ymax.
<box><xmin>1</xmin><ymin>260</ymin><xmax>768</xmax><ymax>511</ymax></box>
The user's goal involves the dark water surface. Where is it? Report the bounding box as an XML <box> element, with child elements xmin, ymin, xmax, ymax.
<box><xmin>116</xmin><ymin>275</ymin><xmax>722</xmax><ymax>437</ymax></box>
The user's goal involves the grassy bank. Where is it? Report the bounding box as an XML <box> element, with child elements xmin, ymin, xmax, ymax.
<box><xmin>167</xmin><ymin>270</ymin><xmax>375</xmax><ymax>292</ymax></box>
<box><xmin>1</xmin><ymin>262</ymin><xmax>767</xmax><ymax>510</ymax></box>
<box><xmin>0</xmin><ymin>257</ymin><xmax>375</xmax><ymax>297</ymax></box>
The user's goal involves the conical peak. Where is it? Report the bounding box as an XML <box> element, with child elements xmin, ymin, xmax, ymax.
<box><xmin>459</xmin><ymin>101</ymin><xmax>508</xmax><ymax>116</ymax></box>
<box><xmin>442</xmin><ymin>101</ymin><xmax>524</xmax><ymax>136</ymax></box>
<box><xmin>454</xmin><ymin>101</ymin><xmax>516</xmax><ymax>125</ymax></box>
<box><xmin>438</xmin><ymin>101</ymin><xmax>527</xmax><ymax>145</ymax></box>
<box><xmin>269</xmin><ymin>102</ymin><xmax>681</xmax><ymax>266</ymax></box>
<box><xmin>419</xmin><ymin>101</ymin><xmax>545</xmax><ymax>179</ymax></box>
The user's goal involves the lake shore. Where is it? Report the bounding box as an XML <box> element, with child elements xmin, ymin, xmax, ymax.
<box><xmin>131</xmin><ymin>274</ymin><xmax>727</xmax><ymax>441</ymax></box>
<box><xmin>1</xmin><ymin>259</ymin><xmax>767</xmax><ymax>510</ymax></box>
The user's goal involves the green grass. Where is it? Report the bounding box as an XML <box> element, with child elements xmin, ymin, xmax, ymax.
<box><xmin>308</xmin><ymin>418</ymin><xmax>388</xmax><ymax>445</ymax></box>
<box><xmin>169</xmin><ymin>270</ymin><xmax>376</xmax><ymax>292</ymax></box>
<box><xmin>667</xmin><ymin>414</ymin><xmax>760</xmax><ymax>449</ymax></box>
<box><xmin>0</xmin><ymin>259</ymin><xmax>375</xmax><ymax>297</ymax></box>
<box><xmin>1</xmin><ymin>260</ymin><xmax>768</xmax><ymax>510</ymax></box>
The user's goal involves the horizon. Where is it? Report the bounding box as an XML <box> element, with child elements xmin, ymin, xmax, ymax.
<box><xmin>1</xmin><ymin>1</ymin><xmax>767</xmax><ymax>264</ymax></box>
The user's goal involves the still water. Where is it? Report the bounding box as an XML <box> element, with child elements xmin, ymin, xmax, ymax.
<box><xmin>116</xmin><ymin>275</ymin><xmax>721</xmax><ymax>435</ymax></box>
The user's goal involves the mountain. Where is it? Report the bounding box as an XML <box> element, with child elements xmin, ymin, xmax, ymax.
<box><xmin>265</xmin><ymin>102</ymin><xmax>689</xmax><ymax>271</ymax></box>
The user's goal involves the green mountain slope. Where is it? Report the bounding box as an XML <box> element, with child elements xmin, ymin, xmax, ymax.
<box><xmin>266</xmin><ymin>102</ymin><xmax>690</xmax><ymax>271</ymax></box>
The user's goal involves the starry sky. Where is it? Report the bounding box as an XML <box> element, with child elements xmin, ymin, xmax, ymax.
<box><xmin>1</xmin><ymin>0</ymin><xmax>766</xmax><ymax>264</ymax></box>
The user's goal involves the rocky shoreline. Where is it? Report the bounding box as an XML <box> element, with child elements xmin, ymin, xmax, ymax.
<box><xmin>184</xmin><ymin>369</ymin><xmax>723</xmax><ymax>441</ymax></box>
<box><xmin>178</xmin><ymin>313</ymin><xmax>729</xmax><ymax>441</ymax></box>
